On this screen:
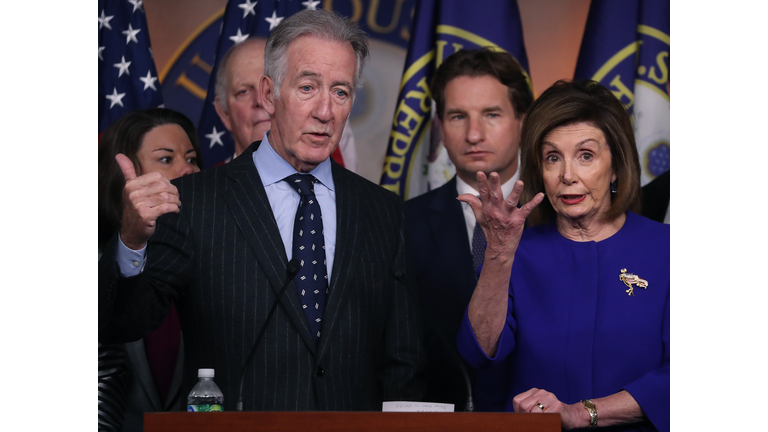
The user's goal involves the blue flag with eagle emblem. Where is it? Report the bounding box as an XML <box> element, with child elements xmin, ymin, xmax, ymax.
<box><xmin>197</xmin><ymin>0</ymin><xmax>327</xmax><ymax>168</ymax></box>
<box><xmin>573</xmin><ymin>0</ymin><xmax>670</xmax><ymax>186</ymax></box>
<box><xmin>379</xmin><ymin>0</ymin><xmax>530</xmax><ymax>199</ymax></box>
<box><xmin>98</xmin><ymin>0</ymin><xmax>163</xmax><ymax>133</ymax></box>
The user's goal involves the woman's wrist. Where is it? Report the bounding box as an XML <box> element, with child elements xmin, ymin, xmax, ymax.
<box><xmin>562</xmin><ymin>402</ymin><xmax>592</xmax><ymax>430</ymax></box>
<box><xmin>482</xmin><ymin>246</ymin><xmax>516</xmax><ymax>268</ymax></box>
<box><xmin>580</xmin><ymin>399</ymin><xmax>598</xmax><ymax>428</ymax></box>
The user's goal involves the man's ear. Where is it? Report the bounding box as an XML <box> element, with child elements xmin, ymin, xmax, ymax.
<box><xmin>214</xmin><ymin>97</ymin><xmax>232</xmax><ymax>131</ymax></box>
<box><xmin>261</xmin><ymin>75</ymin><xmax>275</xmax><ymax>116</ymax></box>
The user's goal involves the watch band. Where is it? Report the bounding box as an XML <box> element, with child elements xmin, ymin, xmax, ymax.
<box><xmin>581</xmin><ymin>399</ymin><xmax>598</xmax><ymax>429</ymax></box>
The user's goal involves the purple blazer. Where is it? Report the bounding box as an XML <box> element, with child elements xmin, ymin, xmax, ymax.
<box><xmin>458</xmin><ymin>212</ymin><xmax>669</xmax><ymax>432</ymax></box>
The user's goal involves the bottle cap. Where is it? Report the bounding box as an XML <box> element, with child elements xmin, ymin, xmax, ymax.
<box><xmin>198</xmin><ymin>368</ymin><xmax>215</xmax><ymax>378</ymax></box>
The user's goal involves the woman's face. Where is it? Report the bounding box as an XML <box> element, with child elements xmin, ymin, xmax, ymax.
<box><xmin>135</xmin><ymin>124</ymin><xmax>200</xmax><ymax>180</ymax></box>
<box><xmin>541</xmin><ymin>122</ymin><xmax>616</xmax><ymax>223</ymax></box>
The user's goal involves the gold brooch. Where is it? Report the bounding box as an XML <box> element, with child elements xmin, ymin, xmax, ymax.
<box><xmin>619</xmin><ymin>268</ymin><xmax>648</xmax><ymax>297</ymax></box>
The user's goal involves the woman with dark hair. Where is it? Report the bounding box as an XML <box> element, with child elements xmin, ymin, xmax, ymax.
<box><xmin>98</xmin><ymin>108</ymin><xmax>201</xmax><ymax>249</ymax></box>
<box><xmin>98</xmin><ymin>108</ymin><xmax>201</xmax><ymax>432</ymax></box>
<box><xmin>457</xmin><ymin>80</ymin><xmax>669</xmax><ymax>432</ymax></box>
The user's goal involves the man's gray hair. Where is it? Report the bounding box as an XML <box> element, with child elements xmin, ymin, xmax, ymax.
<box><xmin>214</xmin><ymin>37</ymin><xmax>266</xmax><ymax>113</ymax></box>
<box><xmin>264</xmin><ymin>9</ymin><xmax>369</xmax><ymax>100</ymax></box>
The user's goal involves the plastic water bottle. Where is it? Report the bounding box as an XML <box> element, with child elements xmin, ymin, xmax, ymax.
<box><xmin>187</xmin><ymin>368</ymin><xmax>224</xmax><ymax>412</ymax></box>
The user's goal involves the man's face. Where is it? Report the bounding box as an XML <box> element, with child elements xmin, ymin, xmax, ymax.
<box><xmin>440</xmin><ymin>75</ymin><xmax>523</xmax><ymax>187</ymax></box>
<box><xmin>261</xmin><ymin>35</ymin><xmax>356</xmax><ymax>173</ymax></box>
<box><xmin>215</xmin><ymin>40</ymin><xmax>271</xmax><ymax>156</ymax></box>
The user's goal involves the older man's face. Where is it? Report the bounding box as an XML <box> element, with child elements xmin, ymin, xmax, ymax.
<box><xmin>215</xmin><ymin>40</ymin><xmax>271</xmax><ymax>156</ymax></box>
<box><xmin>262</xmin><ymin>35</ymin><xmax>356</xmax><ymax>172</ymax></box>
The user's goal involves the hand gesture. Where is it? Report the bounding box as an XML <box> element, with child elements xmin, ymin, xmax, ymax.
<box><xmin>457</xmin><ymin>172</ymin><xmax>544</xmax><ymax>261</ymax></box>
<box><xmin>116</xmin><ymin>154</ymin><xmax>181</xmax><ymax>250</ymax></box>
<box><xmin>460</xmin><ymin>172</ymin><xmax>544</xmax><ymax>356</ymax></box>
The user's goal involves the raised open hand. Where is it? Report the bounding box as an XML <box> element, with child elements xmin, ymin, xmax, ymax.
<box><xmin>460</xmin><ymin>172</ymin><xmax>545</xmax><ymax>356</ymax></box>
<box><xmin>457</xmin><ymin>172</ymin><xmax>544</xmax><ymax>260</ymax></box>
<box><xmin>116</xmin><ymin>153</ymin><xmax>181</xmax><ymax>250</ymax></box>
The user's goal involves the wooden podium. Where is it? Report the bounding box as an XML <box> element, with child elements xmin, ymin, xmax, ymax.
<box><xmin>145</xmin><ymin>411</ymin><xmax>561</xmax><ymax>431</ymax></box>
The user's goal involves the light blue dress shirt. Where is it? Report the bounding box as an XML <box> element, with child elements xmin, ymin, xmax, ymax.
<box><xmin>117</xmin><ymin>131</ymin><xmax>337</xmax><ymax>283</ymax></box>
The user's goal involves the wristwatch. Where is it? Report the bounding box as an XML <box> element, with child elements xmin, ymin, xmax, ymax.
<box><xmin>581</xmin><ymin>399</ymin><xmax>597</xmax><ymax>429</ymax></box>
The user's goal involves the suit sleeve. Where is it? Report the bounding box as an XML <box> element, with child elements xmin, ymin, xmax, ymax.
<box><xmin>97</xmin><ymin>343</ymin><xmax>128</xmax><ymax>430</ymax></box>
<box><xmin>98</xmin><ymin>186</ymin><xmax>195</xmax><ymax>344</ymax></box>
<box><xmin>380</xmin><ymin>208</ymin><xmax>427</xmax><ymax>402</ymax></box>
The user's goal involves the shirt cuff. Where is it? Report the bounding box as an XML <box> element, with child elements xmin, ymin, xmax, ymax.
<box><xmin>116</xmin><ymin>233</ymin><xmax>146</xmax><ymax>277</ymax></box>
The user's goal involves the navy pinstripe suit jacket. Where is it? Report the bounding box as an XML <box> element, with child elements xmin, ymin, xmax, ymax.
<box><xmin>99</xmin><ymin>141</ymin><xmax>426</xmax><ymax>411</ymax></box>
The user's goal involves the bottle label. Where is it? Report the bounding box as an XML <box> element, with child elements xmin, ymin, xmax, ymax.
<box><xmin>187</xmin><ymin>404</ymin><xmax>223</xmax><ymax>412</ymax></box>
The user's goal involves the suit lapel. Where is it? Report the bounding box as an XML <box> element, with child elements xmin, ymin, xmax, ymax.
<box><xmin>429</xmin><ymin>178</ymin><xmax>477</xmax><ymax>288</ymax></box>
<box><xmin>316</xmin><ymin>163</ymin><xmax>360</xmax><ymax>360</ymax></box>
<box><xmin>164</xmin><ymin>336</ymin><xmax>184</xmax><ymax>410</ymax></box>
<box><xmin>223</xmin><ymin>143</ymin><xmax>317</xmax><ymax>354</ymax></box>
<box><xmin>123</xmin><ymin>340</ymin><xmax>163</xmax><ymax>411</ymax></box>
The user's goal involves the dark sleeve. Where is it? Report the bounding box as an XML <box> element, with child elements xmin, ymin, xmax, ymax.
<box><xmin>380</xmin><ymin>204</ymin><xmax>427</xmax><ymax>402</ymax></box>
<box><xmin>98</xmin><ymin>198</ymin><xmax>194</xmax><ymax>344</ymax></box>
<box><xmin>640</xmin><ymin>170</ymin><xmax>670</xmax><ymax>223</ymax></box>
<box><xmin>98</xmin><ymin>343</ymin><xmax>129</xmax><ymax>431</ymax></box>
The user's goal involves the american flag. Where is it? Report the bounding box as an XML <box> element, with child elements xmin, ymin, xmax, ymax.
<box><xmin>98</xmin><ymin>0</ymin><xmax>163</xmax><ymax>133</ymax></box>
<box><xmin>197</xmin><ymin>0</ymin><xmax>326</xmax><ymax>168</ymax></box>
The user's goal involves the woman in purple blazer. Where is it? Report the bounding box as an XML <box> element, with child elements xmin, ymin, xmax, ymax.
<box><xmin>457</xmin><ymin>80</ymin><xmax>669</xmax><ymax>432</ymax></box>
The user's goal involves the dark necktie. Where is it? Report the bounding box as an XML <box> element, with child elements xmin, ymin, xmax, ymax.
<box><xmin>471</xmin><ymin>195</ymin><xmax>486</xmax><ymax>274</ymax></box>
<box><xmin>471</xmin><ymin>222</ymin><xmax>486</xmax><ymax>274</ymax></box>
<box><xmin>285</xmin><ymin>174</ymin><xmax>328</xmax><ymax>341</ymax></box>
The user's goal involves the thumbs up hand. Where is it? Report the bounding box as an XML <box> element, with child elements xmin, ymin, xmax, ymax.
<box><xmin>116</xmin><ymin>153</ymin><xmax>182</xmax><ymax>250</ymax></box>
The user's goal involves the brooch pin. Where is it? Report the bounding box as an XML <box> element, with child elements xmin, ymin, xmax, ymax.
<box><xmin>619</xmin><ymin>268</ymin><xmax>648</xmax><ymax>297</ymax></box>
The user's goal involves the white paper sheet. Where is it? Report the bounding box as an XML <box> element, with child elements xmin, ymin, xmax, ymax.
<box><xmin>382</xmin><ymin>401</ymin><xmax>455</xmax><ymax>412</ymax></box>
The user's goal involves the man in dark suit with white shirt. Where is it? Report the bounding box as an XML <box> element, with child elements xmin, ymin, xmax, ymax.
<box><xmin>99</xmin><ymin>9</ymin><xmax>425</xmax><ymax>411</ymax></box>
<box><xmin>404</xmin><ymin>49</ymin><xmax>532</xmax><ymax>411</ymax></box>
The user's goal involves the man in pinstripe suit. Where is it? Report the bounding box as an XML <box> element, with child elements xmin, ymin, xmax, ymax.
<box><xmin>99</xmin><ymin>10</ymin><xmax>425</xmax><ymax>412</ymax></box>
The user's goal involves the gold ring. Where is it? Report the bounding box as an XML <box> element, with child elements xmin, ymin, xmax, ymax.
<box><xmin>536</xmin><ymin>402</ymin><xmax>546</xmax><ymax>412</ymax></box>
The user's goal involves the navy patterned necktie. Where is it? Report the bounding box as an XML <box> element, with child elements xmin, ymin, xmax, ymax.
<box><xmin>285</xmin><ymin>174</ymin><xmax>328</xmax><ymax>341</ymax></box>
<box><xmin>471</xmin><ymin>196</ymin><xmax>486</xmax><ymax>274</ymax></box>
<box><xmin>471</xmin><ymin>222</ymin><xmax>486</xmax><ymax>275</ymax></box>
